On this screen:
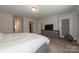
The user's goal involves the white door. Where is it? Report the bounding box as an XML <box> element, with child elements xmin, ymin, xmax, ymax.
<box><xmin>59</xmin><ymin>19</ymin><xmax>70</xmax><ymax>38</ymax></box>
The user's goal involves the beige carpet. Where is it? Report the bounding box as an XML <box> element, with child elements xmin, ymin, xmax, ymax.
<box><xmin>48</xmin><ymin>37</ymin><xmax>79</xmax><ymax>53</ymax></box>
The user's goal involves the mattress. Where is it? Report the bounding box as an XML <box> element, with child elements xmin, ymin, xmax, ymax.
<box><xmin>0</xmin><ymin>33</ymin><xmax>49</xmax><ymax>53</ymax></box>
<box><xmin>36</xmin><ymin>43</ymin><xmax>49</xmax><ymax>53</ymax></box>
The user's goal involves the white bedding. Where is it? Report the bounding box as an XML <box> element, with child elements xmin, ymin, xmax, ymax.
<box><xmin>0</xmin><ymin>33</ymin><xmax>49</xmax><ymax>53</ymax></box>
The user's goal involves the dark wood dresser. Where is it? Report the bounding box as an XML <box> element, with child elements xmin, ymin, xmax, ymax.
<box><xmin>41</xmin><ymin>30</ymin><xmax>59</xmax><ymax>38</ymax></box>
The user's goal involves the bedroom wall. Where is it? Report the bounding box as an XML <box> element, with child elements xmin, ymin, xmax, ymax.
<box><xmin>40</xmin><ymin>16</ymin><xmax>58</xmax><ymax>30</ymax></box>
<box><xmin>0</xmin><ymin>12</ymin><xmax>37</xmax><ymax>34</ymax></box>
<box><xmin>0</xmin><ymin>12</ymin><xmax>13</xmax><ymax>34</ymax></box>
<box><xmin>34</xmin><ymin>20</ymin><xmax>42</xmax><ymax>34</ymax></box>
<box><xmin>76</xmin><ymin>6</ymin><xmax>79</xmax><ymax>43</ymax></box>
<box><xmin>38</xmin><ymin>12</ymin><xmax>77</xmax><ymax>40</ymax></box>
<box><xmin>77</xmin><ymin>14</ymin><xmax>79</xmax><ymax>43</ymax></box>
<box><xmin>35</xmin><ymin>15</ymin><xmax>58</xmax><ymax>34</ymax></box>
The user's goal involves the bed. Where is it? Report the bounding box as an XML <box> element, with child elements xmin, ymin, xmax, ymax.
<box><xmin>0</xmin><ymin>33</ymin><xmax>49</xmax><ymax>53</ymax></box>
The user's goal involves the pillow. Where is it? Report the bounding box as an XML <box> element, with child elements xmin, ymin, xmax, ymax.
<box><xmin>0</xmin><ymin>32</ymin><xmax>6</xmax><ymax>39</ymax></box>
<box><xmin>0</xmin><ymin>36</ymin><xmax>4</xmax><ymax>39</ymax></box>
<box><xmin>0</xmin><ymin>32</ymin><xmax>5</xmax><ymax>36</ymax></box>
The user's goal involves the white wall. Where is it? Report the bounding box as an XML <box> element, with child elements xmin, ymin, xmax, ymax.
<box><xmin>38</xmin><ymin>12</ymin><xmax>77</xmax><ymax>40</ymax></box>
<box><xmin>0</xmin><ymin>12</ymin><xmax>13</xmax><ymax>34</ymax></box>
<box><xmin>0</xmin><ymin>12</ymin><xmax>37</xmax><ymax>34</ymax></box>
<box><xmin>76</xmin><ymin>6</ymin><xmax>79</xmax><ymax>44</ymax></box>
<box><xmin>35</xmin><ymin>20</ymin><xmax>42</xmax><ymax>34</ymax></box>
<box><xmin>40</xmin><ymin>16</ymin><xmax>58</xmax><ymax>30</ymax></box>
<box><xmin>77</xmin><ymin>14</ymin><xmax>79</xmax><ymax>43</ymax></box>
<box><xmin>35</xmin><ymin>15</ymin><xmax>58</xmax><ymax>34</ymax></box>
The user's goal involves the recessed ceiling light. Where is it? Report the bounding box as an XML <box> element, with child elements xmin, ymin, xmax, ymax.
<box><xmin>31</xmin><ymin>7</ymin><xmax>37</xmax><ymax>12</ymax></box>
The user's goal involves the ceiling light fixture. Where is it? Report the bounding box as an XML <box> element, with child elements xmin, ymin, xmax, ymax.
<box><xmin>31</xmin><ymin>7</ymin><xmax>37</xmax><ymax>12</ymax></box>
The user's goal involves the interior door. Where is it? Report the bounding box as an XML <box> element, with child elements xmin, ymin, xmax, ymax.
<box><xmin>59</xmin><ymin>19</ymin><xmax>70</xmax><ymax>38</ymax></box>
<box><xmin>13</xmin><ymin>17</ymin><xmax>23</xmax><ymax>33</ymax></box>
<box><xmin>62</xmin><ymin>19</ymin><xmax>69</xmax><ymax>36</ymax></box>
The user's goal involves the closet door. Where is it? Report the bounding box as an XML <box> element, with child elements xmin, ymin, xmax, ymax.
<box><xmin>62</xmin><ymin>19</ymin><xmax>69</xmax><ymax>36</ymax></box>
<box><xmin>59</xmin><ymin>18</ymin><xmax>70</xmax><ymax>38</ymax></box>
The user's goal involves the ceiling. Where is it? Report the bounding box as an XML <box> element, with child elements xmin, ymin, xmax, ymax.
<box><xmin>0</xmin><ymin>5</ymin><xmax>76</xmax><ymax>19</ymax></box>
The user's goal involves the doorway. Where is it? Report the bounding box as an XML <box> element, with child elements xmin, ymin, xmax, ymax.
<box><xmin>62</xmin><ymin>19</ymin><xmax>69</xmax><ymax>36</ymax></box>
<box><xmin>29</xmin><ymin>21</ymin><xmax>33</xmax><ymax>33</ymax></box>
<box><xmin>13</xmin><ymin>17</ymin><xmax>23</xmax><ymax>33</ymax></box>
<box><xmin>59</xmin><ymin>19</ymin><xmax>70</xmax><ymax>38</ymax></box>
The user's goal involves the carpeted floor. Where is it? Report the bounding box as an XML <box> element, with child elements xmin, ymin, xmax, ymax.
<box><xmin>48</xmin><ymin>37</ymin><xmax>79</xmax><ymax>53</ymax></box>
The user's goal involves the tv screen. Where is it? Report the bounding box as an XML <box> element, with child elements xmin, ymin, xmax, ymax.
<box><xmin>45</xmin><ymin>24</ymin><xmax>53</xmax><ymax>30</ymax></box>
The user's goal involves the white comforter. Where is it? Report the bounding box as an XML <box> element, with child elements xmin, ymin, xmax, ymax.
<box><xmin>0</xmin><ymin>33</ymin><xmax>49</xmax><ymax>53</ymax></box>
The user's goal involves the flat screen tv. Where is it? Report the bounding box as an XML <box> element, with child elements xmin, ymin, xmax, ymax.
<box><xmin>45</xmin><ymin>24</ymin><xmax>53</xmax><ymax>30</ymax></box>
